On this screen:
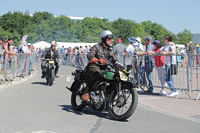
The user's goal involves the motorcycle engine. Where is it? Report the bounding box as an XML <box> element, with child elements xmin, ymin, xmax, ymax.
<box><xmin>90</xmin><ymin>91</ymin><xmax>104</xmax><ymax>109</ymax></box>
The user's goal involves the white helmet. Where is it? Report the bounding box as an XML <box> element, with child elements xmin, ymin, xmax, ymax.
<box><xmin>100</xmin><ymin>30</ymin><xmax>114</xmax><ymax>39</ymax></box>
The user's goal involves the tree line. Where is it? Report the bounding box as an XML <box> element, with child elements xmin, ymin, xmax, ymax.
<box><xmin>0</xmin><ymin>11</ymin><xmax>193</xmax><ymax>46</ymax></box>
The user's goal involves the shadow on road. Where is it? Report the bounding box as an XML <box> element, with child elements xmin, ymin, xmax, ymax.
<box><xmin>31</xmin><ymin>82</ymin><xmax>47</xmax><ymax>86</ymax></box>
<box><xmin>137</xmin><ymin>91</ymin><xmax>161</xmax><ymax>96</ymax></box>
<box><xmin>58</xmin><ymin>105</ymin><xmax>114</xmax><ymax>120</ymax></box>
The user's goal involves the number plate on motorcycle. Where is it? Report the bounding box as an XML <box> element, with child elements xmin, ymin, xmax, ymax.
<box><xmin>49</xmin><ymin>60</ymin><xmax>54</xmax><ymax>64</ymax></box>
<box><xmin>119</xmin><ymin>71</ymin><xmax>128</xmax><ymax>81</ymax></box>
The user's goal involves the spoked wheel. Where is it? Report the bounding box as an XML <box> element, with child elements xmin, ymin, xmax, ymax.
<box><xmin>71</xmin><ymin>82</ymin><xmax>86</xmax><ymax>111</ymax></box>
<box><xmin>108</xmin><ymin>87</ymin><xmax>138</xmax><ymax>121</ymax></box>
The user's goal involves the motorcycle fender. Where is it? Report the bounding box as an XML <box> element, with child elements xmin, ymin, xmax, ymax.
<box><xmin>66</xmin><ymin>81</ymin><xmax>81</xmax><ymax>94</ymax></box>
<box><xmin>121</xmin><ymin>81</ymin><xmax>137</xmax><ymax>89</ymax></box>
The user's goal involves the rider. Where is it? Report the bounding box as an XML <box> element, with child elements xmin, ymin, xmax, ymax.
<box><xmin>82</xmin><ymin>30</ymin><xmax>118</xmax><ymax>102</ymax></box>
<box><xmin>41</xmin><ymin>41</ymin><xmax>61</xmax><ymax>78</ymax></box>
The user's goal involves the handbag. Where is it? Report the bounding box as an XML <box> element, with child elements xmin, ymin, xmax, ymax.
<box><xmin>171</xmin><ymin>63</ymin><xmax>178</xmax><ymax>75</ymax></box>
<box><xmin>169</xmin><ymin>45</ymin><xmax>178</xmax><ymax>75</ymax></box>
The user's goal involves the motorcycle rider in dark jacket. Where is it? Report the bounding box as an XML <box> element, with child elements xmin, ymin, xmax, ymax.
<box><xmin>41</xmin><ymin>41</ymin><xmax>61</xmax><ymax>78</ymax></box>
<box><xmin>83</xmin><ymin>30</ymin><xmax>118</xmax><ymax>101</ymax></box>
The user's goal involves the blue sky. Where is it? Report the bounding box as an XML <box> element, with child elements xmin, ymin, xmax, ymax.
<box><xmin>1</xmin><ymin>0</ymin><xmax>200</xmax><ymax>34</ymax></box>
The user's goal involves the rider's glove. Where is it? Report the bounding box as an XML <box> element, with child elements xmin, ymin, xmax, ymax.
<box><xmin>99</xmin><ymin>58</ymin><xmax>107</xmax><ymax>65</ymax></box>
<box><xmin>91</xmin><ymin>57</ymin><xmax>99</xmax><ymax>64</ymax></box>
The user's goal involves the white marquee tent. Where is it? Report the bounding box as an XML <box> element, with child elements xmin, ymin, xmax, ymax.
<box><xmin>56</xmin><ymin>42</ymin><xmax>96</xmax><ymax>49</ymax></box>
<box><xmin>32</xmin><ymin>41</ymin><xmax>97</xmax><ymax>49</ymax></box>
<box><xmin>32</xmin><ymin>41</ymin><xmax>51</xmax><ymax>49</ymax></box>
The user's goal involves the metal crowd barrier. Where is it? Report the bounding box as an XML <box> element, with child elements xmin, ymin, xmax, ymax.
<box><xmin>59</xmin><ymin>52</ymin><xmax>200</xmax><ymax>101</ymax></box>
<box><xmin>189</xmin><ymin>54</ymin><xmax>200</xmax><ymax>101</ymax></box>
<box><xmin>61</xmin><ymin>54</ymin><xmax>89</xmax><ymax>69</ymax></box>
<box><xmin>0</xmin><ymin>54</ymin><xmax>37</xmax><ymax>84</ymax></box>
<box><xmin>137</xmin><ymin>54</ymin><xmax>190</xmax><ymax>97</ymax></box>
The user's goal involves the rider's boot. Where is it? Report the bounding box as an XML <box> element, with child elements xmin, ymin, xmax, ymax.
<box><xmin>82</xmin><ymin>93</ymin><xmax>90</xmax><ymax>102</ymax></box>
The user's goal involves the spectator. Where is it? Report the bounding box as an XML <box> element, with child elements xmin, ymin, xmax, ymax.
<box><xmin>27</xmin><ymin>43</ymin><xmax>32</xmax><ymax>54</ymax></box>
<box><xmin>4</xmin><ymin>38</ymin><xmax>15</xmax><ymax>55</ymax></box>
<box><xmin>136</xmin><ymin>37</ymin><xmax>144</xmax><ymax>52</ymax></box>
<box><xmin>136</xmin><ymin>37</ymin><xmax>145</xmax><ymax>67</ymax></box>
<box><xmin>0</xmin><ymin>36</ymin><xmax>6</xmax><ymax>55</ymax></box>
<box><xmin>113</xmin><ymin>38</ymin><xmax>126</xmax><ymax>64</ymax></box>
<box><xmin>140</xmin><ymin>36</ymin><xmax>155</xmax><ymax>93</ymax></box>
<box><xmin>18</xmin><ymin>41</ymin><xmax>29</xmax><ymax>54</ymax></box>
<box><xmin>161</xmin><ymin>35</ymin><xmax>179</xmax><ymax>97</ymax></box>
<box><xmin>4</xmin><ymin>38</ymin><xmax>16</xmax><ymax>71</ymax></box>
<box><xmin>152</xmin><ymin>40</ymin><xmax>166</xmax><ymax>95</ymax></box>
<box><xmin>197</xmin><ymin>44</ymin><xmax>200</xmax><ymax>54</ymax></box>
<box><xmin>124</xmin><ymin>36</ymin><xmax>138</xmax><ymax>80</ymax></box>
<box><xmin>187</xmin><ymin>41</ymin><xmax>194</xmax><ymax>67</ymax></box>
<box><xmin>0</xmin><ymin>37</ymin><xmax>5</xmax><ymax>71</ymax></box>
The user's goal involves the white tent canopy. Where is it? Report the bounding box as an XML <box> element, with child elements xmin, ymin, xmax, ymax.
<box><xmin>56</xmin><ymin>42</ymin><xmax>96</xmax><ymax>49</ymax></box>
<box><xmin>32</xmin><ymin>41</ymin><xmax>51</xmax><ymax>49</ymax></box>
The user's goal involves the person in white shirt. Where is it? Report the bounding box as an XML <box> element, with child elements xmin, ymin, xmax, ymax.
<box><xmin>160</xmin><ymin>35</ymin><xmax>179</xmax><ymax>97</ymax></box>
<box><xmin>124</xmin><ymin>36</ymin><xmax>138</xmax><ymax>80</ymax></box>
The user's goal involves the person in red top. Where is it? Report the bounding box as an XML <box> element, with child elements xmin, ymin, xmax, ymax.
<box><xmin>152</xmin><ymin>40</ymin><xmax>166</xmax><ymax>95</ymax></box>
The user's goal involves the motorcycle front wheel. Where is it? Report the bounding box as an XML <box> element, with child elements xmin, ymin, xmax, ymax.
<box><xmin>48</xmin><ymin>69</ymin><xmax>54</xmax><ymax>86</ymax></box>
<box><xmin>108</xmin><ymin>87</ymin><xmax>138</xmax><ymax>121</ymax></box>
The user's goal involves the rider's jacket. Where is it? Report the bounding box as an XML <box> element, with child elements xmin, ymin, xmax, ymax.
<box><xmin>41</xmin><ymin>48</ymin><xmax>60</xmax><ymax>61</ymax></box>
<box><xmin>87</xmin><ymin>43</ymin><xmax>117</xmax><ymax>64</ymax></box>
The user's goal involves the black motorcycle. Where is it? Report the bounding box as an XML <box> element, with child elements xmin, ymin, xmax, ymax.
<box><xmin>67</xmin><ymin>62</ymin><xmax>138</xmax><ymax>121</ymax></box>
<box><xmin>44</xmin><ymin>58</ymin><xmax>55</xmax><ymax>86</ymax></box>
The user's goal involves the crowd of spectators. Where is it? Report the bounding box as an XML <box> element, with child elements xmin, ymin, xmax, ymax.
<box><xmin>1</xmin><ymin>34</ymin><xmax>199</xmax><ymax>96</ymax></box>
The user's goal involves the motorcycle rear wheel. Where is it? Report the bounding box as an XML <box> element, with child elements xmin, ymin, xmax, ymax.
<box><xmin>108</xmin><ymin>87</ymin><xmax>138</xmax><ymax>121</ymax></box>
<box><xmin>71</xmin><ymin>82</ymin><xmax>86</xmax><ymax>111</ymax></box>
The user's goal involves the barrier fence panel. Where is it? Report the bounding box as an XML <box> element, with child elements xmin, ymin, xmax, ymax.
<box><xmin>0</xmin><ymin>54</ymin><xmax>37</xmax><ymax>83</ymax></box>
<box><xmin>17</xmin><ymin>54</ymin><xmax>27</xmax><ymax>77</ymax></box>
<box><xmin>190</xmin><ymin>54</ymin><xmax>200</xmax><ymax>101</ymax></box>
<box><xmin>136</xmin><ymin>54</ymin><xmax>191</xmax><ymax>98</ymax></box>
<box><xmin>4</xmin><ymin>54</ymin><xmax>17</xmax><ymax>81</ymax></box>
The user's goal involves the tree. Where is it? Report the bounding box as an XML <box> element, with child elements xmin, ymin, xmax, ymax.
<box><xmin>0</xmin><ymin>12</ymin><xmax>32</xmax><ymax>36</ymax></box>
<box><xmin>177</xmin><ymin>29</ymin><xmax>193</xmax><ymax>45</ymax></box>
<box><xmin>112</xmin><ymin>18</ymin><xmax>145</xmax><ymax>44</ymax></box>
<box><xmin>141</xmin><ymin>21</ymin><xmax>175</xmax><ymax>44</ymax></box>
<box><xmin>32</xmin><ymin>12</ymin><xmax>54</xmax><ymax>24</ymax></box>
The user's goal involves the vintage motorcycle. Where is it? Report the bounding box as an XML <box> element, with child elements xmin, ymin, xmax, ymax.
<box><xmin>44</xmin><ymin>58</ymin><xmax>55</xmax><ymax>86</ymax></box>
<box><xmin>66</xmin><ymin>62</ymin><xmax>138</xmax><ymax>121</ymax></box>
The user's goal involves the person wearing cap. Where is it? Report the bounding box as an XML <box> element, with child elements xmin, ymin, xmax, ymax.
<box><xmin>160</xmin><ymin>35</ymin><xmax>179</xmax><ymax>97</ymax></box>
<box><xmin>18</xmin><ymin>41</ymin><xmax>29</xmax><ymax>54</ymax></box>
<box><xmin>124</xmin><ymin>36</ymin><xmax>141</xmax><ymax>81</ymax></box>
<box><xmin>152</xmin><ymin>40</ymin><xmax>166</xmax><ymax>95</ymax></box>
<box><xmin>113</xmin><ymin>38</ymin><xmax>126</xmax><ymax>64</ymax></box>
<box><xmin>41</xmin><ymin>41</ymin><xmax>61</xmax><ymax>78</ymax></box>
<box><xmin>140</xmin><ymin>36</ymin><xmax>155</xmax><ymax>94</ymax></box>
<box><xmin>136</xmin><ymin>37</ymin><xmax>144</xmax><ymax>52</ymax></box>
